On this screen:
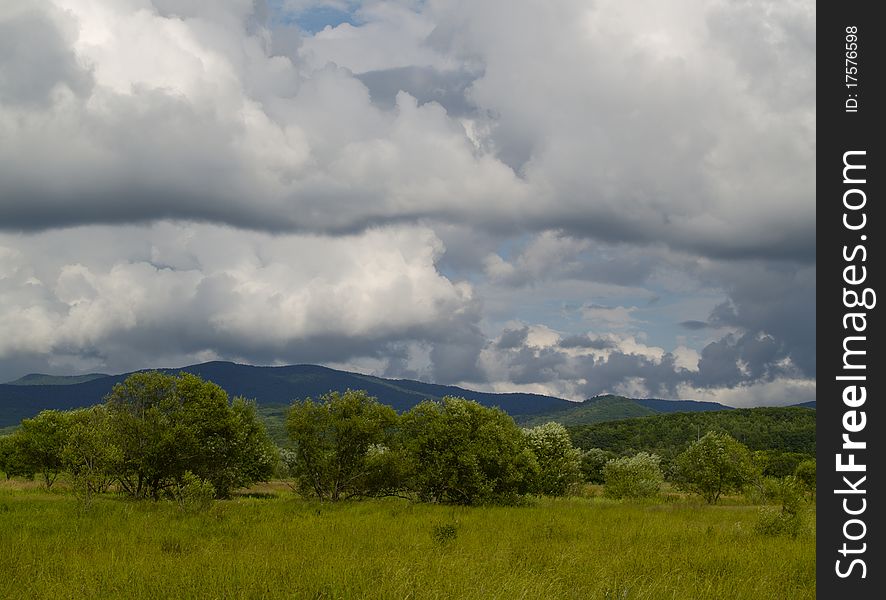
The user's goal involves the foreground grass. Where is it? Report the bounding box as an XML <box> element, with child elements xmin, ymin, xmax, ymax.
<box><xmin>0</xmin><ymin>482</ymin><xmax>814</xmax><ymax>599</ymax></box>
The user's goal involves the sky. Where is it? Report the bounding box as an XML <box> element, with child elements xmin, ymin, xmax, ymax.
<box><xmin>0</xmin><ymin>0</ymin><xmax>815</xmax><ymax>407</ymax></box>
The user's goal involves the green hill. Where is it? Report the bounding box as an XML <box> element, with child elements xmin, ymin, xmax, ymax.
<box><xmin>517</xmin><ymin>394</ymin><xmax>732</xmax><ymax>427</ymax></box>
<box><xmin>567</xmin><ymin>406</ymin><xmax>815</xmax><ymax>460</ymax></box>
<box><xmin>518</xmin><ymin>395</ymin><xmax>657</xmax><ymax>426</ymax></box>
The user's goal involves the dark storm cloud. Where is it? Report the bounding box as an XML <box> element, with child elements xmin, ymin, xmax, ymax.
<box><xmin>679</xmin><ymin>320</ymin><xmax>710</xmax><ymax>331</ymax></box>
<box><xmin>558</xmin><ymin>335</ymin><xmax>616</xmax><ymax>350</ymax></box>
<box><xmin>701</xmin><ymin>261</ymin><xmax>816</xmax><ymax>377</ymax></box>
<box><xmin>496</xmin><ymin>326</ymin><xmax>529</xmax><ymax>349</ymax></box>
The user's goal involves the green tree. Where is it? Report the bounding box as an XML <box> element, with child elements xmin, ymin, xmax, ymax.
<box><xmin>794</xmin><ymin>459</ymin><xmax>816</xmax><ymax>500</ymax></box>
<box><xmin>16</xmin><ymin>410</ymin><xmax>70</xmax><ymax>488</ymax></box>
<box><xmin>602</xmin><ymin>452</ymin><xmax>663</xmax><ymax>499</ymax></box>
<box><xmin>672</xmin><ymin>431</ymin><xmax>756</xmax><ymax>504</ymax></box>
<box><xmin>524</xmin><ymin>422</ymin><xmax>582</xmax><ymax>496</ymax></box>
<box><xmin>62</xmin><ymin>406</ymin><xmax>122</xmax><ymax>507</ymax></box>
<box><xmin>400</xmin><ymin>397</ymin><xmax>538</xmax><ymax>505</ymax></box>
<box><xmin>580</xmin><ymin>448</ymin><xmax>617</xmax><ymax>484</ymax></box>
<box><xmin>285</xmin><ymin>389</ymin><xmax>400</xmax><ymax>501</ymax></box>
<box><xmin>0</xmin><ymin>434</ymin><xmax>34</xmax><ymax>480</ymax></box>
<box><xmin>106</xmin><ymin>371</ymin><xmax>276</xmax><ymax>499</ymax></box>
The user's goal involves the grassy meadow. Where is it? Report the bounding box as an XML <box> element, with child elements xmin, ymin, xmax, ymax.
<box><xmin>0</xmin><ymin>480</ymin><xmax>814</xmax><ymax>599</ymax></box>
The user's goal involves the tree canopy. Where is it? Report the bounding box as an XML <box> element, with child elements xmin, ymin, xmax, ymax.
<box><xmin>671</xmin><ymin>431</ymin><xmax>757</xmax><ymax>504</ymax></box>
<box><xmin>285</xmin><ymin>389</ymin><xmax>400</xmax><ymax>501</ymax></box>
<box><xmin>399</xmin><ymin>397</ymin><xmax>538</xmax><ymax>505</ymax></box>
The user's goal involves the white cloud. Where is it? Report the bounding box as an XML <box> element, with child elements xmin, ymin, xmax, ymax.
<box><xmin>1</xmin><ymin>0</ymin><xmax>814</xmax><ymax>263</ymax></box>
<box><xmin>0</xmin><ymin>223</ymin><xmax>476</xmax><ymax>374</ymax></box>
<box><xmin>0</xmin><ymin>1</ymin><xmax>816</xmax><ymax>404</ymax></box>
<box><xmin>676</xmin><ymin>378</ymin><xmax>816</xmax><ymax>409</ymax></box>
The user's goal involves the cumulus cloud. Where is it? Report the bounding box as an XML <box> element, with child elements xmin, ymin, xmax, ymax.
<box><xmin>1</xmin><ymin>0</ymin><xmax>814</xmax><ymax>259</ymax></box>
<box><xmin>0</xmin><ymin>223</ymin><xmax>478</xmax><ymax>379</ymax></box>
<box><xmin>0</xmin><ymin>0</ymin><xmax>815</xmax><ymax>406</ymax></box>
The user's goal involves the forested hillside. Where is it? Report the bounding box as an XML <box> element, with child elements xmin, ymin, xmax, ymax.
<box><xmin>568</xmin><ymin>406</ymin><xmax>815</xmax><ymax>459</ymax></box>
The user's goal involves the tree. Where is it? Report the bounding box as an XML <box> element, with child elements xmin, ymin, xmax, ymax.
<box><xmin>602</xmin><ymin>452</ymin><xmax>663</xmax><ymax>499</ymax></box>
<box><xmin>0</xmin><ymin>434</ymin><xmax>34</xmax><ymax>480</ymax></box>
<box><xmin>62</xmin><ymin>406</ymin><xmax>122</xmax><ymax>507</ymax></box>
<box><xmin>580</xmin><ymin>448</ymin><xmax>617</xmax><ymax>484</ymax></box>
<box><xmin>672</xmin><ymin>431</ymin><xmax>756</xmax><ymax>504</ymax></box>
<box><xmin>15</xmin><ymin>410</ymin><xmax>70</xmax><ymax>488</ymax></box>
<box><xmin>105</xmin><ymin>371</ymin><xmax>276</xmax><ymax>499</ymax></box>
<box><xmin>794</xmin><ymin>459</ymin><xmax>816</xmax><ymax>500</ymax></box>
<box><xmin>524</xmin><ymin>422</ymin><xmax>582</xmax><ymax>496</ymax></box>
<box><xmin>285</xmin><ymin>389</ymin><xmax>400</xmax><ymax>501</ymax></box>
<box><xmin>400</xmin><ymin>397</ymin><xmax>538</xmax><ymax>505</ymax></box>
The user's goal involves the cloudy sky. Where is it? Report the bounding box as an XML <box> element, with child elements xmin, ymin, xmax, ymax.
<box><xmin>0</xmin><ymin>0</ymin><xmax>815</xmax><ymax>407</ymax></box>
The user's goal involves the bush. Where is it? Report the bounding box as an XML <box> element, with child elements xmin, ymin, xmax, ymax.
<box><xmin>580</xmin><ymin>448</ymin><xmax>617</xmax><ymax>484</ymax></box>
<box><xmin>524</xmin><ymin>422</ymin><xmax>582</xmax><ymax>496</ymax></box>
<box><xmin>754</xmin><ymin>475</ymin><xmax>805</xmax><ymax>537</ymax></box>
<box><xmin>755</xmin><ymin>508</ymin><xmax>804</xmax><ymax>537</ymax></box>
<box><xmin>286</xmin><ymin>390</ymin><xmax>400</xmax><ymax>501</ymax></box>
<box><xmin>63</xmin><ymin>406</ymin><xmax>122</xmax><ymax>509</ymax></box>
<box><xmin>603</xmin><ymin>452</ymin><xmax>663</xmax><ymax>499</ymax></box>
<box><xmin>794</xmin><ymin>459</ymin><xmax>816</xmax><ymax>500</ymax></box>
<box><xmin>174</xmin><ymin>471</ymin><xmax>216</xmax><ymax>513</ymax></box>
<box><xmin>106</xmin><ymin>371</ymin><xmax>276</xmax><ymax>499</ymax></box>
<box><xmin>672</xmin><ymin>431</ymin><xmax>756</xmax><ymax>504</ymax></box>
<box><xmin>400</xmin><ymin>397</ymin><xmax>538</xmax><ymax>505</ymax></box>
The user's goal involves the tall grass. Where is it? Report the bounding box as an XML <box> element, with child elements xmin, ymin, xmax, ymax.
<box><xmin>0</xmin><ymin>481</ymin><xmax>814</xmax><ymax>599</ymax></box>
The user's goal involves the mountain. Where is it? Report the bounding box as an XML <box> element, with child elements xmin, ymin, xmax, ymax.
<box><xmin>517</xmin><ymin>394</ymin><xmax>732</xmax><ymax>427</ymax></box>
<box><xmin>0</xmin><ymin>361</ymin><xmax>576</xmax><ymax>428</ymax></box>
<box><xmin>5</xmin><ymin>373</ymin><xmax>110</xmax><ymax>386</ymax></box>
<box><xmin>790</xmin><ymin>401</ymin><xmax>816</xmax><ymax>409</ymax></box>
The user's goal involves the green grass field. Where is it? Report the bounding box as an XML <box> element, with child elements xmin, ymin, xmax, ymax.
<box><xmin>0</xmin><ymin>481</ymin><xmax>814</xmax><ymax>599</ymax></box>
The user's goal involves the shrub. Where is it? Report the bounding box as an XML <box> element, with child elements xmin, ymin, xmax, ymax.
<box><xmin>672</xmin><ymin>431</ymin><xmax>756</xmax><ymax>504</ymax></box>
<box><xmin>524</xmin><ymin>422</ymin><xmax>582</xmax><ymax>496</ymax></box>
<box><xmin>286</xmin><ymin>390</ymin><xmax>400</xmax><ymax>501</ymax></box>
<box><xmin>580</xmin><ymin>448</ymin><xmax>617</xmax><ymax>484</ymax></box>
<box><xmin>603</xmin><ymin>452</ymin><xmax>663</xmax><ymax>499</ymax></box>
<box><xmin>754</xmin><ymin>475</ymin><xmax>805</xmax><ymax>537</ymax></box>
<box><xmin>794</xmin><ymin>459</ymin><xmax>816</xmax><ymax>500</ymax></box>
<box><xmin>400</xmin><ymin>397</ymin><xmax>538</xmax><ymax>505</ymax></box>
<box><xmin>106</xmin><ymin>371</ymin><xmax>276</xmax><ymax>499</ymax></box>
<box><xmin>174</xmin><ymin>471</ymin><xmax>216</xmax><ymax>513</ymax></box>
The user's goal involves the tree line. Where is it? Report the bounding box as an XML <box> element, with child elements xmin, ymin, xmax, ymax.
<box><xmin>0</xmin><ymin>371</ymin><xmax>815</xmax><ymax>508</ymax></box>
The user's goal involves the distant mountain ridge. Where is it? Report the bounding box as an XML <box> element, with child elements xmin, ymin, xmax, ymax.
<box><xmin>5</xmin><ymin>373</ymin><xmax>110</xmax><ymax>386</ymax></box>
<box><xmin>0</xmin><ymin>361</ymin><xmax>575</xmax><ymax>427</ymax></box>
<box><xmin>0</xmin><ymin>361</ymin><xmax>811</xmax><ymax>430</ymax></box>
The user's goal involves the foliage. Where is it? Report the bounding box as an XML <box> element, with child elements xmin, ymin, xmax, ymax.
<box><xmin>106</xmin><ymin>371</ymin><xmax>276</xmax><ymax>499</ymax></box>
<box><xmin>602</xmin><ymin>452</ymin><xmax>663</xmax><ymax>499</ymax></box>
<box><xmin>754</xmin><ymin>450</ymin><xmax>813</xmax><ymax>478</ymax></box>
<box><xmin>755</xmin><ymin>476</ymin><xmax>805</xmax><ymax>537</ymax></box>
<box><xmin>524</xmin><ymin>422</ymin><xmax>582</xmax><ymax>496</ymax></box>
<box><xmin>285</xmin><ymin>390</ymin><xmax>400</xmax><ymax>501</ymax></box>
<box><xmin>399</xmin><ymin>397</ymin><xmax>538</xmax><ymax>505</ymax></box>
<box><xmin>519</xmin><ymin>395</ymin><xmax>658</xmax><ymax>427</ymax></box>
<box><xmin>14</xmin><ymin>410</ymin><xmax>71</xmax><ymax>488</ymax></box>
<box><xmin>672</xmin><ymin>432</ymin><xmax>757</xmax><ymax>504</ymax></box>
<box><xmin>0</xmin><ymin>435</ymin><xmax>34</xmax><ymax>480</ymax></box>
<box><xmin>62</xmin><ymin>406</ymin><xmax>122</xmax><ymax>508</ymax></box>
<box><xmin>173</xmin><ymin>471</ymin><xmax>216</xmax><ymax>514</ymax></box>
<box><xmin>568</xmin><ymin>407</ymin><xmax>815</xmax><ymax>462</ymax></box>
<box><xmin>580</xmin><ymin>448</ymin><xmax>617</xmax><ymax>484</ymax></box>
<box><xmin>794</xmin><ymin>459</ymin><xmax>816</xmax><ymax>500</ymax></box>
